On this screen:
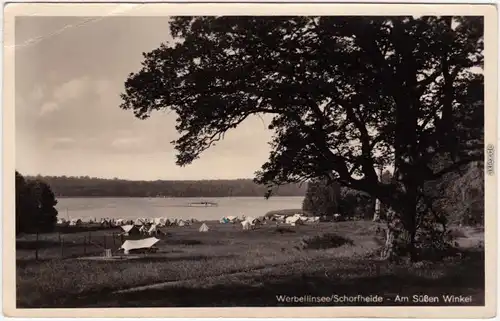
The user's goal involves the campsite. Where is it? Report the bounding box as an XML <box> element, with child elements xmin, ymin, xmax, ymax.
<box><xmin>16</xmin><ymin>216</ymin><xmax>485</xmax><ymax>308</ymax></box>
<box><xmin>14</xmin><ymin>13</ymin><xmax>487</xmax><ymax>312</ymax></box>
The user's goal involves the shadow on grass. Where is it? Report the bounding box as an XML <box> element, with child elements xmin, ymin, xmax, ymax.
<box><xmin>27</xmin><ymin>252</ymin><xmax>484</xmax><ymax>308</ymax></box>
<box><xmin>121</xmin><ymin>254</ymin><xmax>238</xmax><ymax>263</ymax></box>
<box><xmin>16</xmin><ymin>254</ymin><xmax>237</xmax><ymax>267</ymax></box>
<box><xmin>163</xmin><ymin>239</ymin><xmax>203</xmax><ymax>245</ymax></box>
<box><xmin>16</xmin><ymin>240</ymin><xmax>83</xmax><ymax>250</ymax></box>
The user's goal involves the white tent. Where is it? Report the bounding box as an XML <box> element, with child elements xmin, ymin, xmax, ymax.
<box><xmin>115</xmin><ymin>219</ymin><xmax>124</xmax><ymax>226</ymax></box>
<box><xmin>119</xmin><ymin>237</ymin><xmax>160</xmax><ymax>254</ymax></box>
<box><xmin>226</xmin><ymin>215</ymin><xmax>239</xmax><ymax>223</ymax></box>
<box><xmin>153</xmin><ymin>217</ymin><xmax>167</xmax><ymax>226</ymax></box>
<box><xmin>121</xmin><ymin>225</ymin><xmax>140</xmax><ymax>236</ymax></box>
<box><xmin>285</xmin><ymin>216</ymin><xmax>303</xmax><ymax>226</ymax></box>
<box><xmin>178</xmin><ymin>220</ymin><xmax>186</xmax><ymax>227</ymax></box>
<box><xmin>199</xmin><ymin>223</ymin><xmax>209</xmax><ymax>232</ymax></box>
<box><xmin>134</xmin><ymin>218</ymin><xmax>145</xmax><ymax>226</ymax></box>
<box><xmin>275</xmin><ymin>215</ymin><xmax>286</xmax><ymax>222</ymax></box>
<box><xmin>148</xmin><ymin>224</ymin><xmax>158</xmax><ymax>235</ymax></box>
<box><xmin>139</xmin><ymin>225</ymin><xmax>148</xmax><ymax>234</ymax></box>
<box><xmin>241</xmin><ymin>220</ymin><xmax>251</xmax><ymax>230</ymax></box>
<box><xmin>57</xmin><ymin>218</ymin><xmax>66</xmax><ymax>224</ymax></box>
<box><xmin>121</xmin><ymin>224</ymin><xmax>134</xmax><ymax>233</ymax></box>
<box><xmin>245</xmin><ymin>217</ymin><xmax>256</xmax><ymax>225</ymax></box>
<box><xmin>69</xmin><ymin>219</ymin><xmax>82</xmax><ymax>226</ymax></box>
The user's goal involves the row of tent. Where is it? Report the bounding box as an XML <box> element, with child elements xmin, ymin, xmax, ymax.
<box><xmin>57</xmin><ymin>217</ymin><xmax>198</xmax><ymax>227</ymax></box>
<box><xmin>219</xmin><ymin>213</ymin><xmax>322</xmax><ymax>228</ymax></box>
<box><xmin>120</xmin><ymin>222</ymin><xmax>211</xmax><ymax>236</ymax></box>
<box><xmin>59</xmin><ymin>213</ymin><xmax>327</xmax><ymax>230</ymax></box>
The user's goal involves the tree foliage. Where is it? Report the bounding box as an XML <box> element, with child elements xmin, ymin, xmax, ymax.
<box><xmin>26</xmin><ymin>176</ymin><xmax>306</xmax><ymax>198</ymax></box>
<box><xmin>16</xmin><ymin>171</ymin><xmax>58</xmax><ymax>234</ymax></box>
<box><xmin>121</xmin><ymin>16</ymin><xmax>484</xmax><ymax>260</ymax></box>
<box><xmin>302</xmin><ymin>179</ymin><xmax>341</xmax><ymax>217</ymax></box>
<box><xmin>338</xmin><ymin>188</ymin><xmax>373</xmax><ymax>220</ymax></box>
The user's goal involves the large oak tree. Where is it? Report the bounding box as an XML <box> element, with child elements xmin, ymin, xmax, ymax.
<box><xmin>120</xmin><ymin>16</ymin><xmax>484</xmax><ymax>260</ymax></box>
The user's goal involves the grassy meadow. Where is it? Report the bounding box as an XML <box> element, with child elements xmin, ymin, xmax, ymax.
<box><xmin>16</xmin><ymin>220</ymin><xmax>485</xmax><ymax>308</ymax></box>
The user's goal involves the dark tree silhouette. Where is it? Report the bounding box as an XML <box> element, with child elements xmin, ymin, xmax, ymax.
<box><xmin>16</xmin><ymin>171</ymin><xmax>37</xmax><ymax>234</ymax></box>
<box><xmin>16</xmin><ymin>171</ymin><xmax>59</xmax><ymax>234</ymax></box>
<box><xmin>302</xmin><ymin>179</ymin><xmax>341</xmax><ymax>217</ymax></box>
<box><xmin>120</xmin><ymin>16</ymin><xmax>483</xmax><ymax>260</ymax></box>
<box><xmin>338</xmin><ymin>188</ymin><xmax>372</xmax><ymax>220</ymax></box>
<box><xmin>28</xmin><ymin>179</ymin><xmax>58</xmax><ymax>232</ymax></box>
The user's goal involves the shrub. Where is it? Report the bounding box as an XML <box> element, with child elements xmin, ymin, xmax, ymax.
<box><xmin>299</xmin><ymin>233</ymin><xmax>354</xmax><ymax>250</ymax></box>
<box><xmin>274</xmin><ymin>227</ymin><xmax>296</xmax><ymax>234</ymax></box>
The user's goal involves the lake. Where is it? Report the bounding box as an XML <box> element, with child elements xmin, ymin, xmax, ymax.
<box><xmin>56</xmin><ymin>196</ymin><xmax>305</xmax><ymax>221</ymax></box>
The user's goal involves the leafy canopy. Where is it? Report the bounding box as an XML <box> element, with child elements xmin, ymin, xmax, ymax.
<box><xmin>121</xmin><ymin>16</ymin><xmax>483</xmax><ymax>199</ymax></box>
<box><xmin>16</xmin><ymin>171</ymin><xmax>58</xmax><ymax>234</ymax></box>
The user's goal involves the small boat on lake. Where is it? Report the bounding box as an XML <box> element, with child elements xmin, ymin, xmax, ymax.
<box><xmin>187</xmin><ymin>201</ymin><xmax>219</xmax><ymax>207</ymax></box>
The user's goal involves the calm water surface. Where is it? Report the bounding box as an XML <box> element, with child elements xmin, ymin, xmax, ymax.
<box><xmin>56</xmin><ymin>197</ymin><xmax>304</xmax><ymax>221</ymax></box>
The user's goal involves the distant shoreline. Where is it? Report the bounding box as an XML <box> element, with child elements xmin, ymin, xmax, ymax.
<box><xmin>30</xmin><ymin>175</ymin><xmax>307</xmax><ymax>199</ymax></box>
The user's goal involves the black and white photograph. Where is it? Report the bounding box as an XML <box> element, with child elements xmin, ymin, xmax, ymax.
<box><xmin>3</xmin><ymin>3</ymin><xmax>497</xmax><ymax>318</ymax></box>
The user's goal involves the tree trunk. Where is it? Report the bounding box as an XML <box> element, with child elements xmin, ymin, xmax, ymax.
<box><xmin>373</xmin><ymin>166</ymin><xmax>384</xmax><ymax>222</ymax></box>
<box><xmin>373</xmin><ymin>198</ymin><xmax>381</xmax><ymax>222</ymax></box>
<box><xmin>381</xmin><ymin>225</ymin><xmax>395</xmax><ymax>260</ymax></box>
<box><xmin>400</xmin><ymin>195</ymin><xmax>418</xmax><ymax>262</ymax></box>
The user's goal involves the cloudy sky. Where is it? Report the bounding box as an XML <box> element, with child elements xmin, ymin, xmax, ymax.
<box><xmin>15</xmin><ymin>17</ymin><xmax>273</xmax><ymax>181</ymax></box>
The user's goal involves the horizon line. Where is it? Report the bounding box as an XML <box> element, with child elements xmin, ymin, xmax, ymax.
<box><xmin>18</xmin><ymin>172</ymin><xmax>311</xmax><ymax>184</ymax></box>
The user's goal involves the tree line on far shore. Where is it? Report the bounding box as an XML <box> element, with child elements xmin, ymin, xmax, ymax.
<box><xmin>23</xmin><ymin>175</ymin><xmax>308</xmax><ymax>198</ymax></box>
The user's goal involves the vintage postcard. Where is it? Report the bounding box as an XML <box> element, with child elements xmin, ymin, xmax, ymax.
<box><xmin>2</xmin><ymin>2</ymin><xmax>498</xmax><ymax>318</ymax></box>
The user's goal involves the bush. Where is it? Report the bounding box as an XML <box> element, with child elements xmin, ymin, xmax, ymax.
<box><xmin>274</xmin><ymin>227</ymin><xmax>296</xmax><ymax>234</ymax></box>
<box><xmin>299</xmin><ymin>233</ymin><xmax>354</xmax><ymax>250</ymax></box>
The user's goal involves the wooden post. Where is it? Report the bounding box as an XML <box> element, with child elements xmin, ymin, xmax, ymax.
<box><xmin>103</xmin><ymin>235</ymin><xmax>107</xmax><ymax>249</ymax></box>
<box><xmin>35</xmin><ymin>232</ymin><xmax>39</xmax><ymax>261</ymax></box>
<box><xmin>61</xmin><ymin>236</ymin><xmax>64</xmax><ymax>258</ymax></box>
<box><xmin>120</xmin><ymin>234</ymin><xmax>124</xmax><ymax>244</ymax></box>
<box><xmin>112</xmin><ymin>233</ymin><xmax>116</xmax><ymax>247</ymax></box>
<box><xmin>83</xmin><ymin>236</ymin><xmax>87</xmax><ymax>255</ymax></box>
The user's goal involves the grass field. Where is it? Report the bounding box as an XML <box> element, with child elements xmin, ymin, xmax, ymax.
<box><xmin>16</xmin><ymin>220</ymin><xmax>485</xmax><ymax>308</ymax></box>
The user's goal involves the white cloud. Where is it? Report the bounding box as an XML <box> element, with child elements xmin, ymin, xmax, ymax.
<box><xmin>39</xmin><ymin>101</ymin><xmax>59</xmax><ymax>115</ymax></box>
<box><xmin>52</xmin><ymin>137</ymin><xmax>75</xmax><ymax>144</ymax></box>
<box><xmin>48</xmin><ymin>137</ymin><xmax>77</xmax><ymax>150</ymax></box>
<box><xmin>53</xmin><ymin>76</ymin><xmax>90</xmax><ymax>102</ymax></box>
<box><xmin>29</xmin><ymin>85</ymin><xmax>44</xmax><ymax>102</ymax></box>
<box><xmin>111</xmin><ymin>137</ymin><xmax>142</xmax><ymax>149</ymax></box>
<box><xmin>38</xmin><ymin>76</ymin><xmax>97</xmax><ymax>116</ymax></box>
